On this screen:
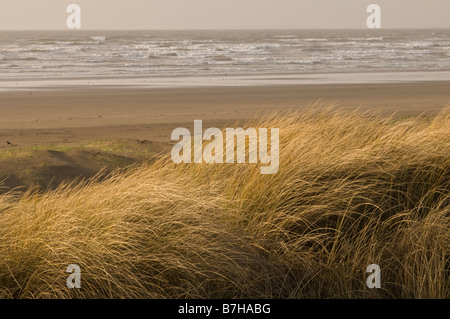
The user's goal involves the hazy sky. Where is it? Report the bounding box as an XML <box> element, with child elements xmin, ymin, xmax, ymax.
<box><xmin>0</xmin><ymin>0</ymin><xmax>449</xmax><ymax>30</ymax></box>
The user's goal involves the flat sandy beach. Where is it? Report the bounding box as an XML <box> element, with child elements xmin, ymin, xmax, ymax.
<box><xmin>1</xmin><ymin>79</ymin><xmax>450</xmax><ymax>149</ymax></box>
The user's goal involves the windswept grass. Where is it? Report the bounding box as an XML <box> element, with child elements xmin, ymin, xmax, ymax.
<box><xmin>0</xmin><ymin>107</ymin><xmax>449</xmax><ymax>299</ymax></box>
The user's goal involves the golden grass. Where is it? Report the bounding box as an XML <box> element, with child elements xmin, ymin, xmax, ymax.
<box><xmin>0</xmin><ymin>107</ymin><xmax>449</xmax><ymax>299</ymax></box>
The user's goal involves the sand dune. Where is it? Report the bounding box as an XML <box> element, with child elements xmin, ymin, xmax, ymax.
<box><xmin>0</xmin><ymin>109</ymin><xmax>448</xmax><ymax>298</ymax></box>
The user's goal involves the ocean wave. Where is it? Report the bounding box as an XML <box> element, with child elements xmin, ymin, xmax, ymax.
<box><xmin>348</xmin><ymin>37</ymin><xmax>384</xmax><ymax>41</ymax></box>
<box><xmin>273</xmin><ymin>35</ymin><xmax>298</xmax><ymax>39</ymax></box>
<box><xmin>0</xmin><ymin>30</ymin><xmax>449</xmax><ymax>78</ymax></box>
<box><xmin>161</xmin><ymin>52</ymin><xmax>178</xmax><ymax>57</ymax></box>
<box><xmin>208</xmin><ymin>55</ymin><xmax>233</xmax><ymax>62</ymax></box>
<box><xmin>303</xmin><ymin>38</ymin><xmax>329</xmax><ymax>42</ymax></box>
<box><xmin>91</xmin><ymin>36</ymin><xmax>106</xmax><ymax>42</ymax></box>
<box><xmin>4</xmin><ymin>57</ymin><xmax>39</xmax><ymax>62</ymax></box>
<box><xmin>301</xmin><ymin>47</ymin><xmax>331</xmax><ymax>53</ymax></box>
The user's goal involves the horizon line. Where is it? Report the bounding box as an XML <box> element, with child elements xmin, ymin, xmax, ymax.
<box><xmin>1</xmin><ymin>27</ymin><xmax>450</xmax><ymax>32</ymax></box>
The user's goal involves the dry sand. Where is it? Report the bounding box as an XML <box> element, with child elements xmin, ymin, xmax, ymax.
<box><xmin>1</xmin><ymin>81</ymin><xmax>449</xmax><ymax>148</ymax></box>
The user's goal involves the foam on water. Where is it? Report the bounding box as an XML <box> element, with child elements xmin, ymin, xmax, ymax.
<box><xmin>0</xmin><ymin>29</ymin><xmax>448</xmax><ymax>79</ymax></box>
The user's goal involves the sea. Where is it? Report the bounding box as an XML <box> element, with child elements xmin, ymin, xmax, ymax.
<box><xmin>0</xmin><ymin>29</ymin><xmax>449</xmax><ymax>79</ymax></box>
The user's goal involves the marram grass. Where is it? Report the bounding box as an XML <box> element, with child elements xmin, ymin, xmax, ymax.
<box><xmin>0</xmin><ymin>107</ymin><xmax>449</xmax><ymax>299</ymax></box>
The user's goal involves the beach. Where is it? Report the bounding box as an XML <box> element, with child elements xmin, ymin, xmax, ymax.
<box><xmin>1</xmin><ymin>76</ymin><xmax>450</xmax><ymax>149</ymax></box>
<box><xmin>1</xmin><ymin>74</ymin><xmax>449</xmax><ymax>192</ymax></box>
<box><xmin>0</xmin><ymin>28</ymin><xmax>449</xmax><ymax>299</ymax></box>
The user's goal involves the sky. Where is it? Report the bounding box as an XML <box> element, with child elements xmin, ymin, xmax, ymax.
<box><xmin>0</xmin><ymin>0</ymin><xmax>449</xmax><ymax>30</ymax></box>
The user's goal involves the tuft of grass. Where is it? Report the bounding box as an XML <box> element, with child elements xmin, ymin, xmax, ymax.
<box><xmin>0</xmin><ymin>107</ymin><xmax>449</xmax><ymax>299</ymax></box>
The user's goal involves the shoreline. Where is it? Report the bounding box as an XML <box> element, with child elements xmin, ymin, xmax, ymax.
<box><xmin>1</xmin><ymin>70</ymin><xmax>450</xmax><ymax>92</ymax></box>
